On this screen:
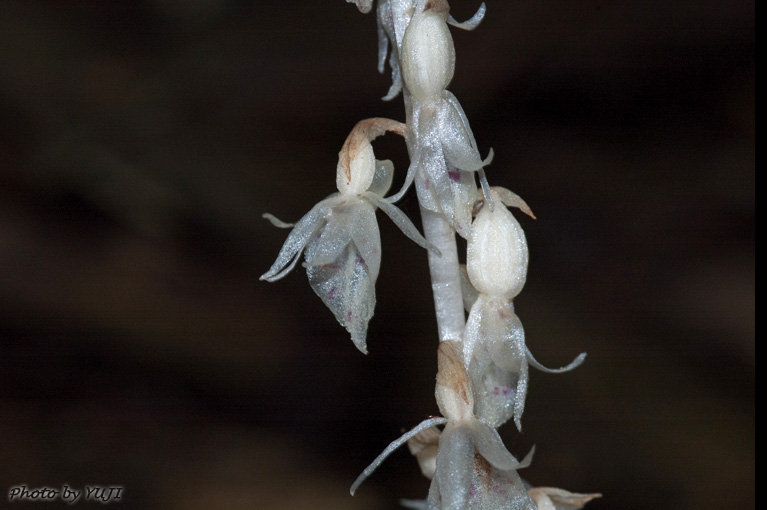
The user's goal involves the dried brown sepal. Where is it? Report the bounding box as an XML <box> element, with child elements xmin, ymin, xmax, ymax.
<box><xmin>337</xmin><ymin>118</ymin><xmax>406</xmax><ymax>185</ymax></box>
<box><xmin>489</xmin><ymin>186</ymin><xmax>536</xmax><ymax>220</ymax></box>
<box><xmin>436</xmin><ymin>340</ymin><xmax>471</xmax><ymax>406</ymax></box>
<box><xmin>407</xmin><ymin>425</ymin><xmax>441</xmax><ymax>479</ymax></box>
<box><xmin>423</xmin><ymin>0</ymin><xmax>450</xmax><ymax>15</ymax></box>
<box><xmin>527</xmin><ymin>487</ymin><xmax>603</xmax><ymax>510</ymax></box>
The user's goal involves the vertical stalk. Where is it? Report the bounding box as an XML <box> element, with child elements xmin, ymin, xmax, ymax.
<box><xmin>419</xmin><ymin>206</ymin><xmax>465</xmax><ymax>342</ymax></box>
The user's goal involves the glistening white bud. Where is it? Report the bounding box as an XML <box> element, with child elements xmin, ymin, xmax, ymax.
<box><xmin>401</xmin><ymin>0</ymin><xmax>455</xmax><ymax>102</ymax></box>
<box><xmin>467</xmin><ymin>188</ymin><xmax>529</xmax><ymax>297</ymax></box>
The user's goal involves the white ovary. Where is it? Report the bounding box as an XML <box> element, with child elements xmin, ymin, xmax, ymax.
<box><xmin>401</xmin><ymin>3</ymin><xmax>455</xmax><ymax>102</ymax></box>
<box><xmin>336</xmin><ymin>141</ymin><xmax>376</xmax><ymax>195</ymax></box>
<box><xmin>467</xmin><ymin>189</ymin><xmax>528</xmax><ymax>298</ymax></box>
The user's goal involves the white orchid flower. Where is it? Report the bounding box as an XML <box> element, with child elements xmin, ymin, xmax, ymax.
<box><xmin>380</xmin><ymin>0</ymin><xmax>491</xmax><ymax>237</ymax></box>
<box><xmin>261</xmin><ymin>118</ymin><xmax>438</xmax><ymax>354</ymax></box>
<box><xmin>352</xmin><ymin>342</ymin><xmax>534</xmax><ymax>510</ymax></box>
<box><xmin>364</xmin><ymin>0</ymin><xmax>486</xmax><ymax>102</ymax></box>
<box><xmin>463</xmin><ymin>188</ymin><xmax>585</xmax><ymax>430</ymax></box>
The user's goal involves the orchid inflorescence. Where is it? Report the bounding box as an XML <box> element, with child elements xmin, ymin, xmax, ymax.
<box><xmin>261</xmin><ymin>1</ymin><xmax>600</xmax><ymax>508</ymax></box>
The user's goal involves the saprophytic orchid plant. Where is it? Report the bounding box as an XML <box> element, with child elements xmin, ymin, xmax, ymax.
<box><xmin>261</xmin><ymin>1</ymin><xmax>602</xmax><ymax>507</ymax></box>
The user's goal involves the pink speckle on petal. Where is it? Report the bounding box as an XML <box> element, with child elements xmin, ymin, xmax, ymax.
<box><xmin>448</xmin><ymin>169</ymin><xmax>460</xmax><ymax>182</ymax></box>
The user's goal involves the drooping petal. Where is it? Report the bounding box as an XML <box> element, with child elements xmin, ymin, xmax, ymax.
<box><xmin>474</xmin><ymin>362</ymin><xmax>522</xmax><ymax>430</ymax></box>
<box><xmin>377</xmin><ymin>0</ymin><xmax>406</xmax><ymax>101</ymax></box>
<box><xmin>447</xmin><ymin>2</ymin><xmax>486</xmax><ymax>30</ymax></box>
<box><xmin>463</xmin><ymin>296</ymin><xmax>530</xmax><ymax>430</ymax></box>
<box><xmin>451</xmin><ymin>167</ymin><xmax>479</xmax><ymax>237</ymax></box>
<box><xmin>458</xmin><ymin>264</ymin><xmax>479</xmax><ymax>312</ymax></box>
<box><xmin>306</xmin><ymin>241</ymin><xmax>374</xmax><ymax>354</ymax></box>
<box><xmin>377</xmin><ymin>1</ymin><xmax>391</xmax><ymax>74</ymax></box>
<box><xmin>470</xmin><ymin>418</ymin><xmax>520</xmax><ymax>471</ymax></box>
<box><xmin>417</xmin><ymin>140</ymin><xmax>459</xmax><ymax>226</ymax></box>
<box><xmin>526</xmin><ymin>348</ymin><xmax>586</xmax><ymax>374</ymax></box>
<box><xmin>363</xmin><ymin>191</ymin><xmax>441</xmax><ymax>256</ymax></box>
<box><xmin>260</xmin><ymin>195</ymin><xmax>337</xmax><ymax>282</ymax></box>
<box><xmin>304</xmin><ymin>207</ymin><xmax>355</xmax><ymax>269</ymax></box>
<box><xmin>350</xmin><ymin>417</ymin><xmax>448</xmax><ymax>495</ymax></box>
<box><xmin>494</xmin><ymin>186</ymin><xmax>536</xmax><ymax>219</ymax></box>
<box><xmin>347</xmin><ymin>201</ymin><xmax>383</xmax><ymax>281</ymax></box>
<box><xmin>438</xmin><ymin>93</ymin><xmax>485</xmax><ymax>172</ymax></box>
<box><xmin>512</xmin><ymin>355</ymin><xmax>529</xmax><ymax>431</ymax></box>
<box><xmin>261</xmin><ymin>213</ymin><xmax>294</xmax><ymax>228</ymax></box>
<box><xmin>434</xmin><ymin>424</ymin><xmax>474</xmax><ymax>510</ymax></box>
<box><xmin>469</xmin><ymin>459</ymin><xmax>537</xmax><ymax>510</ymax></box>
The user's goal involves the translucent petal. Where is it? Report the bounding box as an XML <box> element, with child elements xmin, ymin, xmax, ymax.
<box><xmin>464</xmin><ymin>297</ymin><xmax>530</xmax><ymax>430</ymax></box>
<box><xmin>385</xmin><ymin>147</ymin><xmax>420</xmax><ymax>205</ymax></box>
<box><xmin>435</xmin><ymin>425</ymin><xmax>474</xmax><ymax>510</ymax></box>
<box><xmin>377</xmin><ymin>0</ymin><xmax>405</xmax><ymax>101</ymax></box>
<box><xmin>470</xmin><ymin>419</ymin><xmax>520</xmax><ymax>471</ymax></box>
<box><xmin>422</xmin><ymin>143</ymin><xmax>456</xmax><ymax>221</ymax></box>
<box><xmin>439</xmin><ymin>98</ymin><xmax>485</xmax><ymax>173</ymax></box>
<box><xmin>261</xmin><ymin>213</ymin><xmax>294</xmax><ymax>228</ymax></box>
<box><xmin>494</xmin><ymin>186</ymin><xmax>536</xmax><ymax>219</ymax></box>
<box><xmin>368</xmin><ymin>159</ymin><xmax>395</xmax><ymax>197</ymax></box>
<box><xmin>447</xmin><ymin>2</ymin><xmax>486</xmax><ymax>31</ymax></box>
<box><xmin>347</xmin><ymin>202</ymin><xmax>382</xmax><ymax>281</ymax></box>
<box><xmin>307</xmin><ymin>242</ymin><xmax>375</xmax><ymax>354</ymax></box>
<box><xmin>350</xmin><ymin>417</ymin><xmax>447</xmax><ymax>495</ymax></box>
<box><xmin>452</xmin><ymin>169</ymin><xmax>478</xmax><ymax>237</ymax></box>
<box><xmin>377</xmin><ymin>2</ymin><xmax>390</xmax><ymax>74</ymax></box>
<box><xmin>386</xmin><ymin>99</ymin><xmax>429</xmax><ymax>205</ymax></box>
<box><xmin>527</xmin><ymin>348</ymin><xmax>586</xmax><ymax>374</ymax></box>
<box><xmin>458</xmin><ymin>264</ymin><xmax>479</xmax><ymax>312</ymax></box>
<box><xmin>363</xmin><ymin>192</ymin><xmax>441</xmax><ymax>256</ymax></box>
<box><xmin>469</xmin><ymin>463</ymin><xmax>537</xmax><ymax>510</ymax></box>
<box><xmin>426</xmin><ymin>475</ymin><xmax>442</xmax><ymax>510</ymax></box>
<box><xmin>260</xmin><ymin>196</ymin><xmax>336</xmax><ymax>282</ymax></box>
<box><xmin>304</xmin><ymin>209</ymin><xmax>354</xmax><ymax>269</ymax></box>
<box><xmin>474</xmin><ymin>362</ymin><xmax>520</xmax><ymax>430</ymax></box>
<box><xmin>441</xmin><ymin>92</ymin><xmax>481</xmax><ymax>161</ymax></box>
<box><xmin>512</xmin><ymin>356</ymin><xmax>529</xmax><ymax>431</ymax></box>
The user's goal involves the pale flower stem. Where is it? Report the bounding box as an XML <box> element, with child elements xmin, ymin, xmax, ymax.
<box><xmin>419</xmin><ymin>206</ymin><xmax>465</xmax><ymax>342</ymax></box>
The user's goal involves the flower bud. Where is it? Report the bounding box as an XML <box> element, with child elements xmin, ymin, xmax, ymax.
<box><xmin>401</xmin><ymin>1</ymin><xmax>455</xmax><ymax>102</ymax></box>
<box><xmin>467</xmin><ymin>189</ymin><xmax>529</xmax><ymax>297</ymax></box>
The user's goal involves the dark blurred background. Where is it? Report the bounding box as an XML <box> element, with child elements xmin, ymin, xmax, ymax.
<box><xmin>0</xmin><ymin>1</ymin><xmax>753</xmax><ymax>509</ymax></box>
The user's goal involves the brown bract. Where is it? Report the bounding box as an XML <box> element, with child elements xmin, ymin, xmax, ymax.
<box><xmin>424</xmin><ymin>0</ymin><xmax>450</xmax><ymax>15</ymax></box>
<box><xmin>436</xmin><ymin>340</ymin><xmax>471</xmax><ymax>406</ymax></box>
